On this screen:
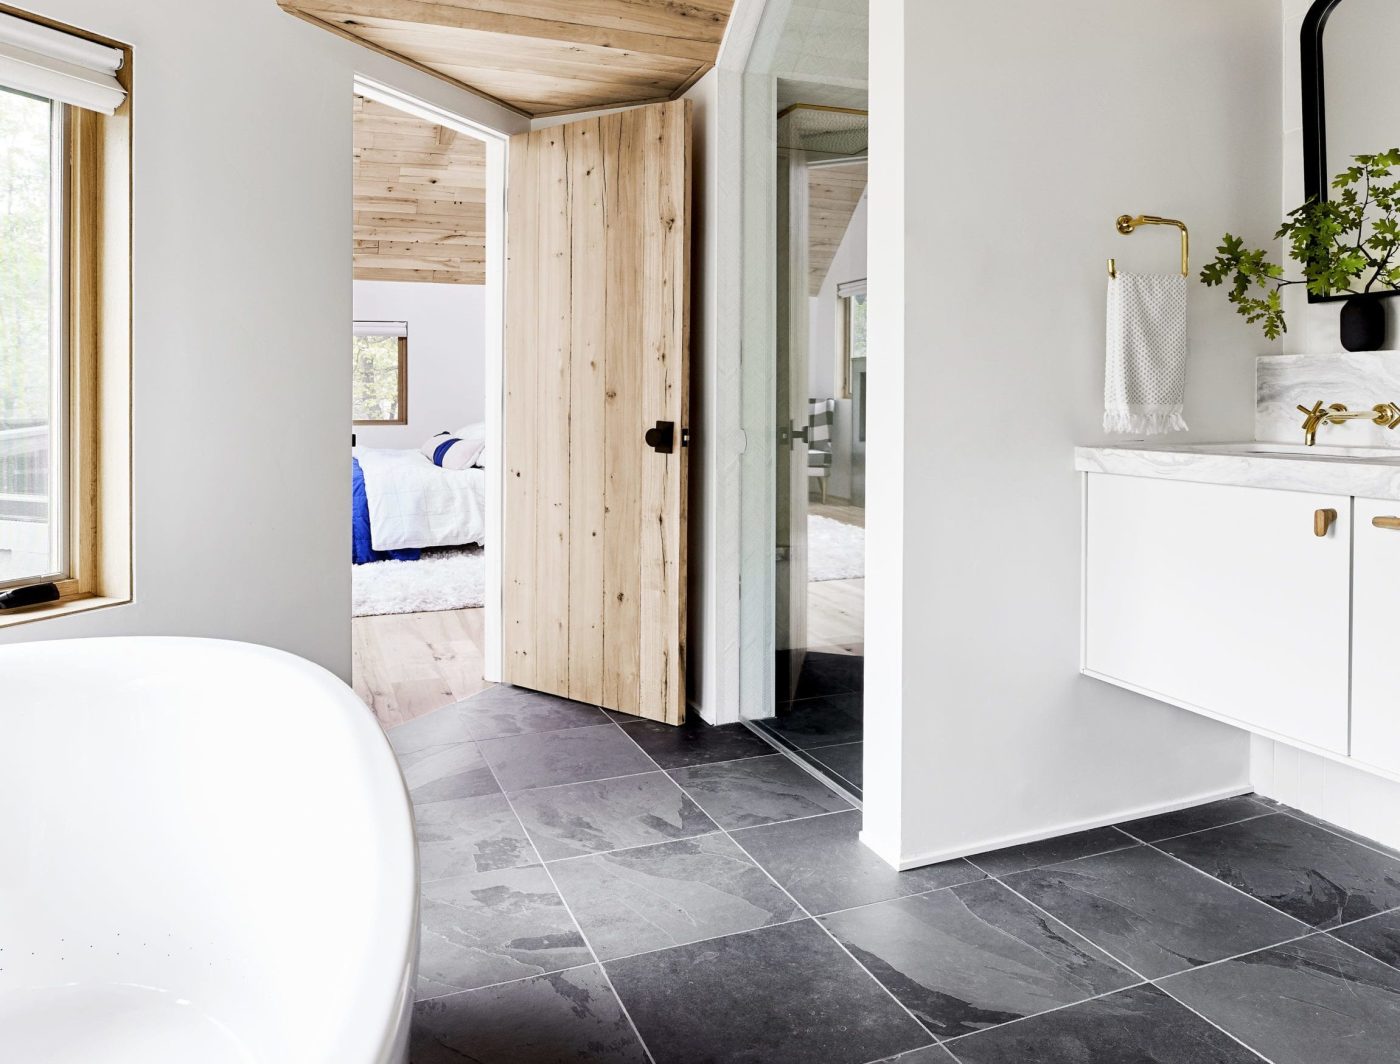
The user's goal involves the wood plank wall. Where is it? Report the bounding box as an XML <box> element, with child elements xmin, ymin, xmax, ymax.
<box><xmin>353</xmin><ymin>95</ymin><xmax>487</xmax><ymax>284</ymax></box>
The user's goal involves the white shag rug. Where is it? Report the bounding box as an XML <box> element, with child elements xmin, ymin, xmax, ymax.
<box><xmin>353</xmin><ymin>546</ymin><xmax>486</xmax><ymax>617</ymax></box>
<box><xmin>808</xmin><ymin>514</ymin><xmax>865</xmax><ymax>582</ymax></box>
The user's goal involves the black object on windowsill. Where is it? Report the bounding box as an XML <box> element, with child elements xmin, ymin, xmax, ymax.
<box><xmin>0</xmin><ymin>582</ymin><xmax>61</xmax><ymax>611</ymax></box>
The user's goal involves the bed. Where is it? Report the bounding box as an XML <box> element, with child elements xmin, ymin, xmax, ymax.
<box><xmin>352</xmin><ymin>447</ymin><xmax>486</xmax><ymax>565</ymax></box>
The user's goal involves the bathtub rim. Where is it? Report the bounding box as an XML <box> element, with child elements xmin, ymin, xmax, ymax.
<box><xmin>0</xmin><ymin>634</ymin><xmax>420</xmax><ymax>1064</ymax></box>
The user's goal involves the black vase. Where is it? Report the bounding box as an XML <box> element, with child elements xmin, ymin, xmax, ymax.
<box><xmin>1340</xmin><ymin>294</ymin><xmax>1387</xmax><ymax>352</ymax></box>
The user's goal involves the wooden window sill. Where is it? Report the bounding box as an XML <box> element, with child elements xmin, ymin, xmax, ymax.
<box><xmin>0</xmin><ymin>592</ymin><xmax>131</xmax><ymax>630</ymax></box>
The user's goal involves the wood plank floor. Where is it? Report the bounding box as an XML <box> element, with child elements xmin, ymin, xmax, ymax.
<box><xmin>353</xmin><ymin>607</ymin><xmax>492</xmax><ymax>728</ymax></box>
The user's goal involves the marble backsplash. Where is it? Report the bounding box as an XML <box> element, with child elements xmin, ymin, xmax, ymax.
<box><xmin>1257</xmin><ymin>352</ymin><xmax>1400</xmax><ymax>447</ymax></box>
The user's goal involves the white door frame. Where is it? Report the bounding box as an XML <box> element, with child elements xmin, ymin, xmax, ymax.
<box><xmin>351</xmin><ymin>70</ymin><xmax>525</xmax><ymax>683</ymax></box>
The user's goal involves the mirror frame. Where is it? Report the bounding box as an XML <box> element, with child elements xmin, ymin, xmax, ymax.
<box><xmin>1301</xmin><ymin>0</ymin><xmax>1399</xmax><ymax>303</ymax></box>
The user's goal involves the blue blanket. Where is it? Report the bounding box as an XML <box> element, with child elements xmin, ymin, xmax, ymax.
<box><xmin>353</xmin><ymin>457</ymin><xmax>420</xmax><ymax>565</ymax></box>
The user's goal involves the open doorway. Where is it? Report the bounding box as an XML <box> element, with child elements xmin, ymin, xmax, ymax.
<box><xmin>348</xmin><ymin>84</ymin><xmax>505</xmax><ymax>728</ymax></box>
<box><xmin>748</xmin><ymin>98</ymin><xmax>869</xmax><ymax>799</ymax></box>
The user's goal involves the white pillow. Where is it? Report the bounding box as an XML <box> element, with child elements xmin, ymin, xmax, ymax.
<box><xmin>452</xmin><ymin>422</ymin><xmax>487</xmax><ymax>467</ymax></box>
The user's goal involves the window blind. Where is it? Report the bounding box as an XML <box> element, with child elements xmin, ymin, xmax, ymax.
<box><xmin>353</xmin><ymin>321</ymin><xmax>409</xmax><ymax>338</ymax></box>
<box><xmin>0</xmin><ymin>12</ymin><xmax>125</xmax><ymax>114</ymax></box>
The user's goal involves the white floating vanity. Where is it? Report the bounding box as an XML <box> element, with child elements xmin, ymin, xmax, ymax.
<box><xmin>1077</xmin><ymin>441</ymin><xmax>1400</xmax><ymax>781</ymax></box>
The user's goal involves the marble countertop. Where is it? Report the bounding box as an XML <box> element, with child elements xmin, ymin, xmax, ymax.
<box><xmin>1075</xmin><ymin>442</ymin><xmax>1400</xmax><ymax>500</ymax></box>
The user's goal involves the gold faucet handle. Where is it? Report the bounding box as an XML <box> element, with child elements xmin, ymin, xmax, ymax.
<box><xmin>1374</xmin><ymin>403</ymin><xmax>1400</xmax><ymax>429</ymax></box>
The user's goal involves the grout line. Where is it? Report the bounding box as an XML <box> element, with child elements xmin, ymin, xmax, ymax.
<box><xmin>1140</xmin><ymin>837</ymin><xmax>1318</xmax><ymax>933</ymax></box>
<box><xmin>1273</xmin><ymin>807</ymin><xmax>1400</xmax><ymax>862</ymax></box>
<box><xmin>543</xmin><ymin>828</ymin><xmax>731</xmax><ymax>865</ymax></box>
<box><xmin>968</xmin><ymin>828</ymin><xmax>1140</xmax><ymax>879</ymax></box>
<box><xmin>495</xmin><ymin>777</ymin><xmax>660</xmax><ymax>1064</ymax></box>
<box><xmin>938</xmin><ymin>980</ymin><xmax>1152</xmax><ymax>1050</ymax></box>
<box><xmin>988</xmin><ymin>875</ymin><xmax>1152</xmax><ymax>981</ymax></box>
<box><xmin>1116</xmin><ymin>810</ymin><xmax>1276</xmax><ymax>846</ymax></box>
<box><xmin>1150</xmin><ymin>982</ymin><xmax>1285</xmax><ymax>1064</ymax></box>
<box><xmin>412</xmin><ymin>961</ymin><xmax>601</xmax><ymax>1004</ymax></box>
<box><xmin>592</xmin><ymin>915</ymin><xmax>814</xmax><ymax>968</ymax></box>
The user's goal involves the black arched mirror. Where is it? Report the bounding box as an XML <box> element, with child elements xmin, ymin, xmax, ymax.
<box><xmin>1302</xmin><ymin>0</ymin><xmax>1400</xmax><ymax>302</ymax></box>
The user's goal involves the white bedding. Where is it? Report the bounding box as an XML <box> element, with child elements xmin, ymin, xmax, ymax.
<box><xmin>356</xmin><ymin>447</ymin><xmax>486</xmax><ymax>552</ymax></box>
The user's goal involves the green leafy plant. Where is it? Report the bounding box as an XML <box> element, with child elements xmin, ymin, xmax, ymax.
<box><xmin>1201</xmin><ymin>148</ymin><xmax>1400</xmax><ymax>339</ymax></box>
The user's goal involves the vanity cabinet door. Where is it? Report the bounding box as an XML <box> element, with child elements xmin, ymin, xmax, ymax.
<box><xmin>1084</xmin><ymin>474</ymin><xmax>1351</xmax><ymax>753</ymax></box>
<box><xmin>1352</xmin><ymin>497</ymin><xmax>1400</xmax><ymax>776</ymax></box>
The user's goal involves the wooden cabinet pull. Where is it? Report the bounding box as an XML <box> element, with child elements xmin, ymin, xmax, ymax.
<box><xmin>1315</xmin><ymin>509</ymin><xmax>1338</xmax><ymax>537</ymax></box>
<box><xmin>1373</xmin><ymin>516</ymin><xmax>1400</xmax><ymax>531</ymax></box>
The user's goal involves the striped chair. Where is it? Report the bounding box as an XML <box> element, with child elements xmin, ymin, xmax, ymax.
<box><xmin>808</xmin><ymin>398</ymin><xmax>836</xmax><ymax>503</ymax></box>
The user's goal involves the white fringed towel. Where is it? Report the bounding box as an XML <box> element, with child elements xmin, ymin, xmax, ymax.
<box><xmin>1104</xmin><ymin>272</ymin><xmax>1189</xmax><ymax>435</ymax></box>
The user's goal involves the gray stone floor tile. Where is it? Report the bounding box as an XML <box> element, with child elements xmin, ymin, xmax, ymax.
<box><xmin>605</xmin><ymin>919</ymin><xmax>929</xmax><ymax>1064</ymax></box>
<box><xmin>1115</xmin><ymin>796</ymin><xmax>1272</xmax><ymax>844</ymax></box>
<box><xmin>410</xmin><ymin>965</ymin><xmax>649</xmax><ymax>1064</ymax></box>
<box><xmin>508</xmin><ymin>771</ymin><xmax>717</xmax><ymax>861</ymax></box>
<box><xmin>478</xmin><ymin>725</ymin><xmax>657</xmax><ymax>793</ymax></box>
<box><xmin>668</xmin><ymin>754</ymin><xmax>853</xmax><ymax>829</ymax></box>
<box><xmin>416</xmin><ymin>865</ymin><xmax>590</xmax><ymax>998</ymax></box>
<box><xmin>1159</xmin><ymin>932</ymin><xmax>1400</xmax><ymax>1064</ymax></box>
<box><xmin>821</xmin><ymin>878</ymin><xmax>1138</xmax><ymax>1040</ymax></box>
<box><xmin>944</xmin><ymin>984</ymin><xmax>1265</xmax><ymax>1063</ymax></box>
<box><xmin>398</xmin><ymin>740</ymin><xmax>500</xmax><ymax>806</ymax></box>
<box><xmin>967</xmin><ymin>826</ymin><xmax>1136</xmax><ymax>877</ymax></box>
<box><xmin>551</xmin><ymin>833</ymin><xmax>803</xmax><ymax>960</ymax></box>
<box><xmin>618</xmin><ymin>716</ymin><xmax>775</xmax><ymax>768</ymax></box>
<box><xmin>414</xmin><ymin>792</ymin><xmax>537</xmax><ymax>882</ymax></box>
<box><xmin>1157</xmin><ymin>813</ymin><xmax>1400</xmax><ymax>928</ymax></box>
<box><xmin>733</xmin><ymin>810</ymin><xmax>984</xmax><ymax>915</ymax></box>
<box><xmin>1002</xmin><ymin>845</ymin><xmax>1305</xmax><ymax>978</ymax></box>
<box><xmin>453</xmin><ymin>685</ymin><xmax>611</xmax><ymax>741</ymax></box>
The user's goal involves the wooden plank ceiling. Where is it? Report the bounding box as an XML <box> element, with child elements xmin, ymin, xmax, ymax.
<box><xmin>354</xmin><ymin>94</ymin><xmax>487</xmax><ymax>284</ymax></box>
<box><xmin>279</xmin><ymin>1</ymin><xmax>735</xmax><ymax>118</ymax></box>
<box><xmin>808</xmin><ymin>161</ymin><xmax>866</xmax><ymax>295</ymax></box>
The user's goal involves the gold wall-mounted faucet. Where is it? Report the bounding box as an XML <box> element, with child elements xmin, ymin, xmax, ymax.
<box><xmin>1297</xmin><ymin>401</ymin><xmax>1400</xmax><ymax>446</ymax></box>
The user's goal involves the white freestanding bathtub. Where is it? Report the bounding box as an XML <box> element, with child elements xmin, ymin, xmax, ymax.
<box><xmin>0</xmin><ymin>637</ymin><xmax>418</xmax><ymax>1064</ymax></box>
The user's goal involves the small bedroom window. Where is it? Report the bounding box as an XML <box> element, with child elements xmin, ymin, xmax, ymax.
<box><xmin>352</xmin><ymin>321</ymin><xmax>408</xmax><ymax>425</ymax></box>
<box><xmin>836</xmin><ymin>279</ymin><xmax>867</xmax><ymax>399</ymax></box>
<box><xmin>0</xmin><ymin>8</ymin><xmax>132</xmax><ymax>622</ymax></box>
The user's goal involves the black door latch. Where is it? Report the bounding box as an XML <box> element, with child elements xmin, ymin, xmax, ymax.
<box><xmin>645</xmin><ymin>420</ymin><xmax>675</xmax><ymax>454</ymax></box>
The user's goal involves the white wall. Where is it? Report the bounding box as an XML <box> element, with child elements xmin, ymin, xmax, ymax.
<box><xmin>864</xmin><ymin>0</ymin><xmax>1282</xmax><ymax>868</ymax></box>
<box><xmin>809</xmin><ymin>190</ymin><xmax>867</xmax><ymax>398</ymax></box>
<box><xmin>0</xmin><ymin>0</ymin><xmax>525</xmax><ymax>680</ymax></box>
<box><xmin>352</xmin><ymin>280</ymin><xmax>486</xmax><ymax>449</ymax></box>
<box><xmin>1251</xmin><ymin>0</ymin><xmax>1400</xmax><ymax>849</ymax></box>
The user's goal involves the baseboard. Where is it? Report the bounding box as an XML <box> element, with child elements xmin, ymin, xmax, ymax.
<box><xmin>879</xmin><ymin>783</ymin><xmax>1253</xmax><ymax>872</ymax></box>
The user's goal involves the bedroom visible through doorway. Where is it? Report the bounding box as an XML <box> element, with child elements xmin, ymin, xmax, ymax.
<box><xmin>347</xmin><ymin>88</ymin><xmax>500</xmax><ymax>728</ymax></box>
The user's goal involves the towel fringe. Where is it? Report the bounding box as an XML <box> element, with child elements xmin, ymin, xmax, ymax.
<box><xmin>1103</xmin><ymin>409</ymin><xmax>1189</xmax><ymax>435</ymax></box>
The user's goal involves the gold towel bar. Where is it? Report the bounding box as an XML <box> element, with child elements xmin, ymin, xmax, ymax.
<box><xmin>1107</xmin><ymin>214</ymin><xmax>1190</xmax><ymax>280</ymax></box>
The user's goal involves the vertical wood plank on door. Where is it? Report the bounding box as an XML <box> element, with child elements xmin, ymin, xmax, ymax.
<box><xmin>637</xmin><ymin>101</ymin><xmax>690</xmax><ymax>724</ymax></box>
<box><xmin>503</xmin><ymin>129</ymin><xmax>540</xmax><ymax>687</ymax></box>
<box><xmin>602</xmin><ymin>109</ymin><xmax>644</xmax><ymax>715</ymax></box>
<box><xmin>567</xmin><ymin>118</ymin><xmax>607</xmax><ymax>705</ymax></box>
<box><xmin>534</xmin><ymin>126</ymin><xmax>573</xmax><ymax>694</ymax></box>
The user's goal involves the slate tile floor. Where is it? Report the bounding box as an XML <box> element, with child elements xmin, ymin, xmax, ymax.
<box><xmin>391</xmin><ymin>689</ymin><xmax>1400</xmax><ymax>1064</ymax></box>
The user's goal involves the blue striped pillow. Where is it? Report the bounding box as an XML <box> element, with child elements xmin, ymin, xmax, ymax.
<box><xmin>420</xmin><ymin>432</ymin><xmax>483</xmax><ymax>470</ymax></box>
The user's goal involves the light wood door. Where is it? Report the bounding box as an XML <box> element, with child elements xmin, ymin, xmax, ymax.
<box><xmin>502</xmin><ymin>100</ymin><xmax>690</xmax><ymax>724</ymax></box>
<box><xmin>1084</xmin><ymin>474</ymin><xmax>1351</xmax><ymax>753</ymax></box>
<box><xmin>1352</xmin><ymin>497</ymin><xmax>1400</xmax><ymax>774</ymax></box>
